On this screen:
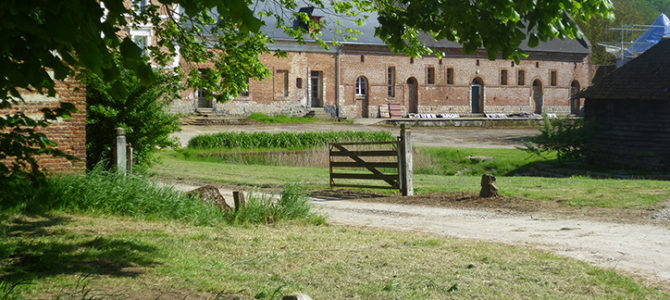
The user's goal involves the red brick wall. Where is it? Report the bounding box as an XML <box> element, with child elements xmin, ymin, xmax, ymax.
<box><xmin>171</xmin><ymin>43</ymin><xmax>591</xmax><ymax>118</ymax></box>
<box><xmin>3</xmin><ymin>78</ymin><xmax>87</xmax><ymax>174</ymax></box>
<box><xmin>173</xmin><ymin>50</ymin><xmax>339</xmax><ymax>116</ymax></box>
<box><xmin>341</xmin><ymin>46</ymin><xmax>591</xmax><ymax>117</ymax></box>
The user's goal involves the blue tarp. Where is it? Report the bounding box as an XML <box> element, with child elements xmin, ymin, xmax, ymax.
<box><xmin>626</xmin><ymin>13</ymin><xmax>670</xmax><ymax>56</ymax></box>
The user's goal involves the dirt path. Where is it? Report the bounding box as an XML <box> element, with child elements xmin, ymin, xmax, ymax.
<box><xmin>165</xmin><ymin>182</ymin><xmax>670</xmax><ymax>289</ymax></box>
<box><xmin>175</xmin><ymin>123</ymin><xmax>538</xmax><ymax>149</ymax></box>
<box><xmin>313</xmin><ymin>199</ymin><xmax>670</xmax><ymax>289</ymax></box>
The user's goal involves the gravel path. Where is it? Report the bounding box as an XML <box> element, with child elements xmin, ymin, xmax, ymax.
<box><xmin>165</xmin><ymin>182</ymin><xmax>670</xmax><ymax>289</ymax></box>
<box><xmin>313</xmin><ymin>199</ymin><xmax>670</xmax><ymax>289</ymax></box>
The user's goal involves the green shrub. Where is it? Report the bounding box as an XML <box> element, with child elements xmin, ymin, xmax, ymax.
<box><xmin>225</xmin><ymin>184</ymin><xmax>324</xmax><ymax>225</ymax></box>
<box><xmin>524</xmin><ymin>116</ymin><xmax>593</xmax><ymax>162</ymax></box>
<box><xmin>0</xmin><ymin>167</ymin><xmax>223</xmax><ymax>226</ymax></box>
<box><xmin>187</xmin><ymin>131</ymin><xmax>395</xmax><ymax>150</ymax></box>
<box><xmin>248</xmin><ymin>112</ymin><xmax>318</xmax><ymax>124</ymax></box>
<box><xmin>85</xmin><ymin>62</ymin><xmax>182</xmax><ymax>173</ymax></box>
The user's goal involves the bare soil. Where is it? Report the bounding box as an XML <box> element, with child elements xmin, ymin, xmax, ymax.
<box><xmin>313</xmin><ymin>190</ymin><xmax>668</xmax><ymax>227</ymax></box>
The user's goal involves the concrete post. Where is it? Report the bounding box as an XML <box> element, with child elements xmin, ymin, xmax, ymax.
<box><xmin>115</xmin><ymin>127</ymin><xmax>127</xmax><ymax>174</ymax></box>
<box><xmin>399</xmin><ymin>124</ymin><xmax>414</xmax><ymax>196</ymax></box>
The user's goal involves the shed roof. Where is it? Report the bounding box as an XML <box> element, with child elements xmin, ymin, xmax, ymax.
<box><xmin>581</xmin><ymin>38</ymin><xmax>670</xmax><ymax>101</ymax></box>
<box><xmin>257</xmin><ymin>4</ymin><xmax>590</xmax><ymax>55</ymax></box>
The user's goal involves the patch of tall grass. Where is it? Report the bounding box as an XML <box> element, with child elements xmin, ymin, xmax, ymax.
<box><xmin>0</xmin><ymin>169</ymin><xmax>324</xmax><ymax>226</ymax></box>
<box><xmin>247</xmin><ymin>112</ymin><xmax>318</xmax><ymax>124</ymax></box>
<box><xmin>187</xmin><ymin>131</ymin><xmax>395</xmax><ymax>150</ymax></box>
<box><xmin>0</xmin><ymin>168</ymin><xmax>224</xmax><ymax>226</ymax></box>
<box><xmin>225</xmin><ymin>184</ymin><xmax>325</xmax><ymax>225</ymax></box>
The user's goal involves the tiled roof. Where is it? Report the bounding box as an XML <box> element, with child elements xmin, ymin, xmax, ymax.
<box><xmin>254</xmin><ymin>3</ymin><xmax>590</xmax><ymax>54</ymax></box>
<box><xmin>581</xmin><ymin>38</ymin><xmax>670</xmax><ymax>101</ymax></box>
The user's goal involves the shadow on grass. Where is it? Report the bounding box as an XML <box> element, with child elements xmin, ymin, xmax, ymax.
<box><xmin>506</xmin><ymin>159</ymin><xmax>670</xmax><ymax>180</ymax></box>
<box><xmin>0</xmin><ymin>214</ymin><xmax>159</xmax><ymax>285</ymax></box>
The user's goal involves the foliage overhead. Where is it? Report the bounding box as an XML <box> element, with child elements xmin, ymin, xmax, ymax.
<box><xmin>374</xmin><ymin>0</ymin><xmax>614</xmax><ymax>61</ymax></box>
<box><xmin>2</xmin><ymin>0</ymin><xmax>616</xmax><ymax>104</ymax></box>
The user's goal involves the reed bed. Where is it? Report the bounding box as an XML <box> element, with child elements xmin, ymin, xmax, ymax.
<box><xmin>187</xmin><ymin>131</ymin><xmax>395</xmax><ymax>150</ymax></box>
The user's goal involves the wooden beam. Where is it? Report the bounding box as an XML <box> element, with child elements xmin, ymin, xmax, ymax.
<box><xmin>329</xmin><ymin>150</ymin><xmax>398</xmax><ymax>157</ymax></box>
<box><xmin>331</xmin><ymin>184</ymin><xmax>398</xmax><ymax>190</ymax></box>
<box><xmin>330</xmin><ymin>161</ymin><xmax>399</xmax><ymax>168</ymax></box>
<box><xmin>330</xmin><ymin>173</ymin><xmax>399</xmax><ymax>181</ymax></box>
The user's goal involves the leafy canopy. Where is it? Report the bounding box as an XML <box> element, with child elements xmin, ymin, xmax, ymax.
<box><xmin>1</xmin><ymin>0</ymin><xmax>614</xmax><ymax>102</ymax></box>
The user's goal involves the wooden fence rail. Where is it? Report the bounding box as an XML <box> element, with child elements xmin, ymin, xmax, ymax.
<box><xmin>329</xmin><ymin>141</ymin><xmax>400</xmax><ymax>190</ymax></box>
<box><xmin>328</xmin><ymin>125</ymin><xmax>413</xmax><ymax>195</ymax></box>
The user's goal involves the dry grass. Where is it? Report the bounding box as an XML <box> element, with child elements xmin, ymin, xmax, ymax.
<box><xmin>1</xmin><ymin>213</ymin><xmax>666</xmax><ymax>299</ymax></box>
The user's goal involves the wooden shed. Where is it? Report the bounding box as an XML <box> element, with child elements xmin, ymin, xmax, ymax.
<box><xmin>581</xmin><ymin>38</ymin><xmax>670</xmax><ymax>169</ymax></box>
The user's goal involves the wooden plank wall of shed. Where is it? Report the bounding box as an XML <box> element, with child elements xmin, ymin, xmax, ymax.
<box><xmin>585</xmin><ymin>99</ymin><xmax>670</xmax><ymax>169</ymax></box>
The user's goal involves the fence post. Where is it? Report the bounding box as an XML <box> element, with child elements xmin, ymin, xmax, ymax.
<box><xmin>399</xmin><ymin>124</ymin><xmax>414</xmax><ymax>196</ymax></box>
<box><xmin>114</xmin><ymin>127</ymin><xmax>127</xmax><ymax>174</ymax></box>
<box><xmin>233</xmin><ymin>191</ymin><xmax>246</xmax><ymax>211</ymax></box>
<box><xmin>127</xmin><ymin>143</ymin><xmax>133</xmax><ymax>174</ymax></box>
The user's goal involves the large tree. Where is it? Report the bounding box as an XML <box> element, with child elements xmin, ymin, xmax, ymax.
<box><xmin>0</xmin><ymin>0</ymin><xmax>613</xmax><ymax>181</ymax></box>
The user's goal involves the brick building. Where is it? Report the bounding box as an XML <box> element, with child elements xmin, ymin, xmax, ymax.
<box><xmin>169</xmin><ymin>5</ymin><xmax>592</xmax><ymax>119</ymax></box>
<box><xmin>5</xmin><ymin>78</ymin><xmax>87</xmax><ymax>173</ymax></box>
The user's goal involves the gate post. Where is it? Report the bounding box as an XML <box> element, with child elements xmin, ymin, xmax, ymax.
<box><xmin>399</xmin><ymin>124</ymin><xmax>414</xmax><ymax>196</ymax></box>
<box><xmin>114</xmin><ymin>127</ymin><xmax>127</xmax><ymax>174</ymax></box>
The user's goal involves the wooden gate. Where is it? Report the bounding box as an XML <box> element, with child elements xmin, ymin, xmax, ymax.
<box><xmin>329</xmin><ymin>141</ymin><xmax>400</xmax><ymax>190</ymax></box>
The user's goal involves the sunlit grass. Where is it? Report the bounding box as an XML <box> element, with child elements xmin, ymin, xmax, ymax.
<box><xmin>154</xmin><ymin>151</ymin><xmax>670</xmax><ymax>209</ymax></box>
<box><xmin>1</xmin><ymin>214</ymin><xmax>664</xmax><ymax>299</ymax></box>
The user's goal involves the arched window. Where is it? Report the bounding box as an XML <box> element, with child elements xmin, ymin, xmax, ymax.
<box><xmin>355</xmin><ymin>76</ymin><xmax>368</xmax><ymax>97</ymax></box>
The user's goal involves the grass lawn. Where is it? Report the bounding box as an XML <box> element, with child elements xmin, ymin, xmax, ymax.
<box><xmin>1</xmin><ymin>213</ymin><xmax>665</xmax><ymax>299</ymax></box>
<box><xmin>154</xmin><ymin>151</ymin><xmax>670</xmax><ymax>209</ymax></box>
<box><xmin>247</xmin><ymin>112</ymin><xmax>320</xmax><ymax>124</ymax></box>
<box><xmin>415</xmin><ymin>146</ymin><xmax>557</xmax><ymax>176</ymax></box>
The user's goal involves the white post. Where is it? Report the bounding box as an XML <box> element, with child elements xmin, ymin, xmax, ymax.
<box><xmin>115</xmin><ymin>127</ymin><xmax>127</xmax><ymax>174</ymax></box>
<box><xmin>399</xmin><ymin>124</ymin><xmax>413</xmax><ymax>196</ymax></box>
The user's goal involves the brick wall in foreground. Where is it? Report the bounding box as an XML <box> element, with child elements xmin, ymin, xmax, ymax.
<box><xmin>3</xmin><ymin>78</ymin><xmax>87</xmax><ymax>174</ymax></box>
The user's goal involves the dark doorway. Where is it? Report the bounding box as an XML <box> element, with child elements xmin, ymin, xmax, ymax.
<box><xmin>310</xmin><ymin>71</ymin><xmax>323</xmax><ymax>107</ymax></box>
<box><xmin>532</xmin><ymin>79</ymin><xmax>543</xmax><ymax>114</ymax></box>
<box><xmin>471</xmin><ymin>78</ymin><xmax>484</xmax><ymax>113</ymax></box>
<box><xmin>356</xmin><ymin>76</ymin><xmax>369</xmax><ymax>117</ymax></box>
<box><xmin>570</xmin><ymin>80</ymin><xmax>581</xmax><ymax>114</ymax></box>
<box><xmin>196</xmin><ymin>89</ymin><xmax>212</xmax><ymax>109</ymax></box>
<box><xmin>197</xmin><ymin>69</ymin><xmax>212</xmax><ymax>109</ymax></box>
<box><xmin>407</xmin><ymin>77</ymin><xmax>418</xmax><ymax>114</ymax></box>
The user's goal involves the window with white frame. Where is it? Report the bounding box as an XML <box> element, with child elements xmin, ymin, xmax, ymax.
<box><xmin>355</xmin><ymin>77</ymin><xmax>368</xmax><ymax>97</ymax></box>
<box><xmin>130</xmin><ymin>27</ymin><xmax>151</xmax><ymax>57</ymax></box>
<box><xmin>132</xmin><ymin>35</ymin><xmax>147</xmax><ymax>55</ymax></box>
<box><xmin>133</xmin><ymin>0</ymin><xmax>150</xmax><ymax>13</ymax></box>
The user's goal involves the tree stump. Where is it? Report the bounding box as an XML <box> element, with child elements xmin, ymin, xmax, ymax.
<box><xmin>187</xmin><ymin>185</ymin><xmax>232</xmax><ymax>211</ymax></box>
<box><xmin>479</xmin><ymin>174</ymin><xmax>499</xmax><ymax>198</ymax></box>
